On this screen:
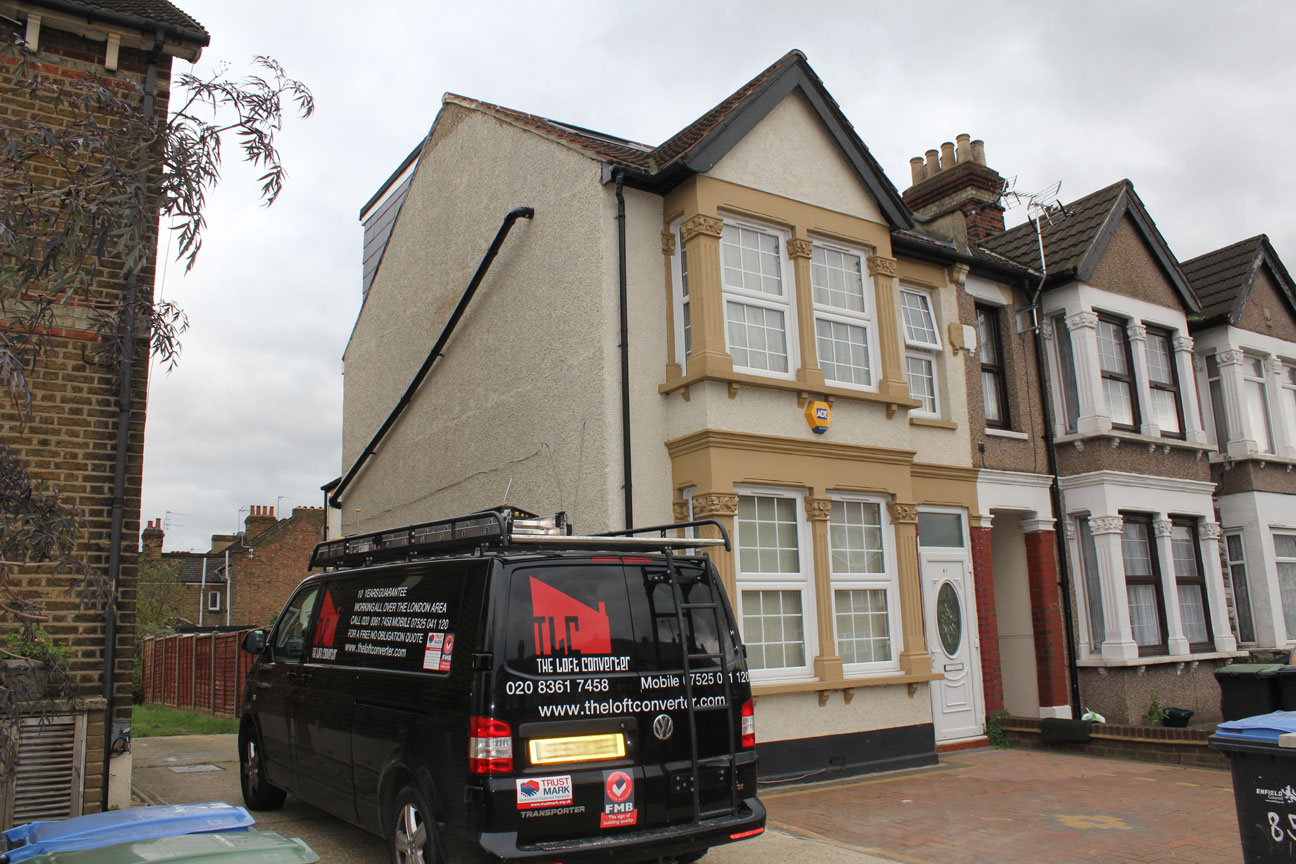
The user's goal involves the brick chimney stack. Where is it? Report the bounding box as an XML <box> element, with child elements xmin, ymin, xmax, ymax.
<box><xmin>141</xmin><ymin>518</ymin><xmax>164</xmax><ymax>560</ymax></box>
<box><xmin>245</xmin><ymin>505</ymin><xmax>277</xmax><ymax>538</ymax></box>
<box><xmin>902</xmin><ymin>133</ymin><xmax>1006</xmax><ymax>241</ymax></box>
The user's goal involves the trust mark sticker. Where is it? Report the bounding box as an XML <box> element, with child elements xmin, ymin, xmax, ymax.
<box><xmin>600</xmin><ymin>769</ymin><xmax>637</xmax><ymax>828</ymax></box>
<box><xmin>515</xmin><ymin>775</ymin><xmax>574</xmax><ymax>809</ymax></box>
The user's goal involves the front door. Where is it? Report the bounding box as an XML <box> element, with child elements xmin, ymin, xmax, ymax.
<box><xmin>918</xmin><ymin>510</ymin><xmax>984</xmax><ymax>743</ymax></box>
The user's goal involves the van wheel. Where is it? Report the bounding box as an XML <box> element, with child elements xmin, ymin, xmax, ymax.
<box><xmin>239</xmin><ymin>726</ymin><xmax>286</xmax><ymax>810</ymax></box>
<box><xmin>390</xmin><ymin>785</ymin><xmax>437</xmax><ymax>864</ymax></box>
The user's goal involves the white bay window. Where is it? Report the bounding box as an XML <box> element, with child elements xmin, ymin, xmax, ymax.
<box><xmin>721</xmin><ymin>221</ymin><xmax>795</xmax><ymax>378</ymax></box>
<box><xmin>828</xmin><ymin>497</ymin><xmax>898</xmax><ymax>671</ymax></box>
<box><xmin>811</xmin><ymin>242</ymin><xmax>877</xmax><ymax>389</ymax></box>
<box><xmin>735</xmin><ymin>489</ymin><xmax>814</xmax><ymax>680</ymax></box>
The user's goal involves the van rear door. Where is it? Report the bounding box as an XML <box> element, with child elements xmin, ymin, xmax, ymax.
<box><xmin>486</xmin><ymin>555</ymin><xmax>755</xmax><ymax>844</ymax></box>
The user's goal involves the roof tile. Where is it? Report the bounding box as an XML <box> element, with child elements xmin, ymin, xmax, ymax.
<box><xmin>1180</xmin><ymin>235</ymin><xmax>1265</xmax><ymax>321</ymax></box>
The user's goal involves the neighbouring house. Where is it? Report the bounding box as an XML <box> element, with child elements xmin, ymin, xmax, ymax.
<box><xmin>1182</xmin><ymin>235</ymin><xmax>1296</xmax><ymax>652</ymax></box>
<box><xmin>335</xmin><ymin>50</ymin><xmax>1049</xmax><ymax>777</ymax></box>
<box><xmin>140</xmin><ymin>507</ymin><xmax>324</xmax><ymax>630</ymax></box>
<box><xmin>0</xmin><ymin>0</ymin><xmax>206</xmax><ymax>821</ymax></box>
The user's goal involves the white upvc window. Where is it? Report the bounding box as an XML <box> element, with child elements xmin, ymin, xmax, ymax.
<box><xmin>207</xmin><ymin>590</ymin><xmax>221</xmax><ymax>612</ymax></box>
<box><xmin>721</xmin><ymin>220</ymin><xmax>796</xmax><ymax>378</ymax></box>
<box><xmin>1274</xmin><ymin>532</ymin><xmax>1296</xmax><ymax>641</ymax></box>
<box><xmin>828</xmin><ymin>495</ymin><xmax>899</xmax><ymax>672</ymax></box>
<box><xmin>811</xmin><ymin>241</ymin><xmax>877</xmax><ymax>390</ymax></box>
<box><xmin>734</xmin><ymin>487</ymin><xmax>814</xmax><ymax>681</ymax></box>
<box><xmin>669</xmin><ymin>220</ymin><xmax>692</xmax><ymax>369</ymax></box>
<box><xmin>1242</xmin><ymin>355</ymin><xmax>1275</xmax><ymax>454</ymax></box>
<box><xmin>900</xmin><ymin>287</ymin><xmax>941</xmax><ymax>416</ymax></box>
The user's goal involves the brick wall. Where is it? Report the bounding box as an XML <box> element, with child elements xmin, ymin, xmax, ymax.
<box><xmin>0</xmin><ymin>18</ymin><xmax>181</xmax><ymax>815</ymax></box>
<box><xmin>970</xmin><ymin>526</ymin><xmax>1004</xmax><ymax>715</ymax></box>
<box><xmin>227</xmin><ymin>508</ymin><xmax>324</xmax><ymax>628</ymax></box>
<box><xmin>1023</xmin><ymin>530</ymin><xmax>1070</xmax><ymax>708</ymax></box>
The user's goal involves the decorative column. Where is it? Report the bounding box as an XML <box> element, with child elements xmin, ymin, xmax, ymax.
<box><xmin>969</xmin><ymin>515</ymin><xmax>1003</xmax><ymax>716</ymax></box>
<box><xmin>1215</xmin><ymin>349</ymin><xmax>1254</xmax><ymax>457</ymax></box>
<box><xmin>679</xmin><ymin>214</ymin><xmax>733</xmax><ymax>377</ymax></box>
<box><xmin>691</xmin><ymin>492</ymin><xmax>739</xmax><ymax>600</ymax></box>
<box><xmin>868</xmin><ymin>255</ymin><xmax>911</xmax><ymax>404</ymax></box>
<box><xmin>1199</xmin><ymin>520</ymin><xmax>1238</xmax><ymax>652</ymax></box>
<box><xmin>1154</xmin><ymin>518</ymin><xmax>1189</xmax><ymax>656</ymax></box>
<box><xmin>1267</xmin><ymin>356</ymin><xmax>1296</xmax><ymax>457</ymax></box>
<box><xmin>788</xmin><ymin>237</ymin><xmax>825</xmax><ymax>389</ymax></box>
<box><xmin>662</xmin><ymin>231</ymin><xmax>682</xmax><ymax>379</ymax></box>
<box><xmin>1088</xmin><ymin>515</ymin><xmax>1139</xmax><ymax>660</ymax></box>
<box><xmin>1173</xmin><ymin>335</ymin><xmax>1208</xmax><ymax>443</ymax></box>
<box><xmin>1066</xmin><ymin>311</ymin><xmax>1109</xmax><ymax>434</ymax></box>
<box><xmin>1127</xmin><ymin>323</ymin><xmax>1157</xmax><ymax>436</ymax></box>
<box><xmin>888</xmin><ymin>501</ymin><xmax>931</xmax><ymax>675</ymax></box>
<box><xmin>1022</xmin><ymin>518</ymin><xmax>1071</xmax><ymax>718</ymax></box>
<box><xmin>805</xmin><ymin>497</ymin><xmax>842</xmax><ymax>681</ymax></box>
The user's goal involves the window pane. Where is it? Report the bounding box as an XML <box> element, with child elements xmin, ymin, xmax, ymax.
<box><xmin>741</xmin><ymin>590</ymin><xmax>805</xmax><ymax>670</ymax></box>
<box><xmin>736</xmin><ymin>494</ymin><xmax>799</xmax><ymax>574</ymax></box>
<box><xmin>1121</xmin><ymin>522</ymin><xmax>1152</xmax><ymax>576</ymax></box>
<box><xmin>1104</xmin><ymin>378</ymin><xmax>1134</xmax><ymax>426</ymax></box>
<box><xmin>834</xmin><ymin>589</ymin><xmax>891</xmax><ymax>664</ymax></box>
<box><xmin>1171</xmin><ymin>525</ymin><xmax>1198</xmax><ymax>580</ymax></box>
<box><xmin>1275</xmin><ymin>533</ymin><xmax>1296</xmax><ymax>559</ymax></box>
<box><xmin>1150</xmin><ymin>389</ymin><xmax>1181</xmax><ymax>434</ymax></box>
<box><xmin>977</xmin><ymin>308</ymin><xmax>1000</xmax><ymax>365</ymax></box>
<box><xmin>1279</xmin><ymin>562</ymin><xmax>1296</xmax><ymax>639</ymax></box>
<box><xmin>1055</xmin><ymin>316</ymin><xmax>1080</xmax><ymax>432</ymax></box>
<box><xmin>982</xmin><ymin>370</ymin><xmax>1005</xmax><ymax>424</ymax></box>
<box><xmin>918</xmin><ymin>512</ymin><xmax>964</xmax><ymax>547</ymax></box>
<box><xmin>811</xmin><ymin>246</ymin><xmax>865</xmax><ymax>313</ymax></box>
<box><xmin>900</xmin><ymin>290</ymin><xmax>939</xmax><ymax>346</ymax></box>
<box><xmin>1097</xmin><ymin>320</ymin><xmax>1128</xmax><ymax>374</ymax></box>
<box><xmin>1145</xmin><ymin>332</ymin><xmax>1174</xmax><ymax>385</ymax></box>
<box><xmin>682</xmin><ymin>301</ymin><xmax>691</xmax><ymax>358</ymax></box>
<box><xmin>726</xmin><ymin>301</ymin><xmax>788</xmax><ymax>373</ymax></box>
<box><xmin>828</xmin><ymin>501</ymin><xmax>884</xmax><ymax>573</ymax></box>
<box><xmin>816</xmin><ymin>318</ymin><xmax>872</xmax><ymax>386</ymax></box>
<box><xmin>721</xmin><ymin>224</ymin><xmax>783</xmax><ymax>296</ymax></box>
<box><xmin>1177</xmin><ymin>584</ymin><xmax>1209</xmax><ymax>644</ymax></box>
<box><xmin>907</xmin><ymin>354</ymin><xmax>936</xmax><ymax>413</ymax></box>
<box><xmin>1127</xmin><ymin>584</ymin><xmax>1162</xmax><ymax>646</ymax></box>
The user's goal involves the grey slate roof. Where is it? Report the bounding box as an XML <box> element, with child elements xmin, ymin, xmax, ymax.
<box><xmin>1181</xmin><ymin>234</ymin><xmax>1296</xmax><ymax>325</ymax></box>
<box><xmin>27</xmin><ymin>0</ymin><xmax>208</xmax><ymax>40</ymax></box>
<box><xmin>161</xmin><ymin>551</ymin><xmax>225</xmax><ymax>585</ymax></box>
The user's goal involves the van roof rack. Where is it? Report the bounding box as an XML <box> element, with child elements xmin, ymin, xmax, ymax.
<box><xmin>309</xmin><ymin>505</ymin><xmax>729</xmax><ymax>571</ymax></box>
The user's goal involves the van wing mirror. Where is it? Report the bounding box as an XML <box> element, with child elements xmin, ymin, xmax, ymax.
<box><xmin>241</xmin><ymin>629</ymin><xmax>267</xmax><ymax>655</ymax></box>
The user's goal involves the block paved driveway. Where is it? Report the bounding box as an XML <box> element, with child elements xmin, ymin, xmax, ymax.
<box><xmin>764</xmin><ymin>747</ymin><xmax>1240</xmax><ymax>863</ymax></box>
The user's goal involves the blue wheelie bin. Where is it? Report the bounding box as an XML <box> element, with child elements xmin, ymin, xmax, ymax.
<box><xmin>1210</xmin><ymin>711</ymin><xmax>1296</xmax><ymax>863</ymax></box>
<box><xmin>0</xmin><ymin>802</ymin><xmax>252</xmax><ymax>863</ymax></box>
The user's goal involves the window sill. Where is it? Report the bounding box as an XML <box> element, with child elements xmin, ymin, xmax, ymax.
<box><xmin>909</xmin><ymin>417</ymin><xmax>957</xmax><ymax>430</ymax></box>
<box><xmin>983</xmin><ymin>428</ymin><xmax>1029</xmax><ymax>440</ymax></box>
<box><xmin>1076</xmin><ymin>649</ymin><xmax>1246</xmax><ymax>668</ymax></box>
<box><xmin>1054</xmin><ymin>429</ymin><xmax>1215</xmax><ymax>456</ymax></box>
<box><xmin>752</xmin><ymin>670</ymin><xmax>942</xmax><ymax>699</ymax></box>
<box><xmin>661</xmin><ymin>367</ymin><xmax>921</xmax><ymax>413</ymax></box>
<box><xmin>1210</xmin><ymin>452</ymin><xmax>1296</xmax><ymax>470</ymax></box>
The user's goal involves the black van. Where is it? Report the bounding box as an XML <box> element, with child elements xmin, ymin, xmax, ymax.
<box><xmin>238</xmin><ymin>506</ymin><xmax>764</xmax><ymax>864</ymax></box>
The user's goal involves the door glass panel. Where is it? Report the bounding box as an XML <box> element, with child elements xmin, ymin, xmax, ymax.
<box><xmin>936</xmin><ymin>582</ymin><xmax>962</xmax><ymax>656</ymax></box>
<box><xmin>918</xmin><ymin>513</ymin><xmax>964</xmax><ymax>547</ymax></box>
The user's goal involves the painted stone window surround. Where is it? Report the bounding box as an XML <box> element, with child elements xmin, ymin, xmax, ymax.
<box><xmin>1193</xmin><ymin>327</ymin><xmax>1296</xmax><ymax>460</ymax></box>
<box><xmin>660</xmin><ymin>177</ymin><xmax>919</xmax><ymax>412</ymax></box>
<box><xmin>1042</xmin><ymin>286</ymin><xmax>1207</xmax><ymax>446</ymax></box>
<box><xmin>664</xmin><ymin>428</ymin><xmax>974</xmax><ymax>695</ymax></box>
<box><xmin>1060</xmin><ymin>471</ymin><xmax>1237</xmax><ymax>665</ymax></box>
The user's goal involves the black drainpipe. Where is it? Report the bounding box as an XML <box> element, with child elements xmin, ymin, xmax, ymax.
<box><xmin>330</xmin><ymin>207</ymin><xmax>534</xmax><ymax>508</ymax></box>
<box><xmin>102</xmin><ymin>27</ymin><xmax>165</xmax><ymax>810</ymax></box>
<box><xmin>1028</xmin><ymin>274</ymin><xmax>1084</xmax><ymax>717</ymax></box>
<box><xmin>613</xmin><ymin>170</ymin><xmax>633</xmax><ymax>529</ymax></box>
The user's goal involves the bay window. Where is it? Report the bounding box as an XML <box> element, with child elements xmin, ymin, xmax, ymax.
<box><xmin>1170</xmin><ymin>520</ymin><xmax>1211</xmax><ymax>649</ymax></box>
<box><xmin>721</xmin><ymin>221</ymin><xmax>794</xmax><ymax>377</ymax></box>
<box><xmin>1145</xmin><ymin>328</ymin><xmax>1183</xmax><ymax>437</ymax></box>
<box><xmin>735</xmin><ymin>490</ymin><xmax>813</xmax><ymax>678</ymax></box>
<box><xmin>901</xmin><ymin>287</ymin><xmax>941</xmax><ymax>416</ymax></box>
<box><xmin>1097</xmin><ymin>316</ymin><xmax>1138</xmax><ymax>429</ymax></box>
<box><xmin>811</xmin><ymin>242</ymin><xmax>876</xmax><ymax>389</ymax></box>
<box><xmin>828</xmin><ymin>497</ymin><xmax>897</xmax><ymax>670</ymax></box>
<box><xmin>1243</xmin><ymin>355</ymin><xmax>1274</xmax><ymax>454</ymax></box>
<box><xmin>1275</xmin><ymin>532</ymin><xmax>1296</xmax><ymax>640</ymax></box>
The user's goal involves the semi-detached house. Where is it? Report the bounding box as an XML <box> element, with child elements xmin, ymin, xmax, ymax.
<box><xmin>336</xmin><ymin>51</ymin><xmax>1047</xmax><ymax>777</ymax></box>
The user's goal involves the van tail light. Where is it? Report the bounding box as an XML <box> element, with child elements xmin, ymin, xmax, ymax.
<box><xmin>469</xmin><ymin>716</ymin><xmax>513</xmax><ymax>774</ymax></box>
<box><xmin>740</xmin><ymin>700</ymin><xmax>755</xmax><ymax>749</ymax></box>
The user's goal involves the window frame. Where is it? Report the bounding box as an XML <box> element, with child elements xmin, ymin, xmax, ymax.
<box><xmin>1120</xmin><ymin>513</ymin><xmax>1168</xmax><ymax>657</ymax></box>
<box><xmin>810</xmin><ymin>239</ymin><xmax>878</xmax><ymax>391</ymax></box>
<box><xmin>826</xmin><ymin>493</ymin><xmax>900</xmax><ymax>674</ymax></box>
<box><xmin>733</xmin><ymin>485</ymin><xmax>816</xmax><ymax>682</ymax></box>
<box><xmin>1097</xmin><ymin>314</ymin><xmax>1140</xmax><ymax>431</ymax></box>
<box><xmin>1242</xmin><ymin>354</ymin><xmax>1275</xmax><ymax>454</ymax></box>
<box><xmin>719</xmin><ymin>218</ymin><xmax>798</xmax><ymax>380</ymax></box>
<box><xmin>1144</xmin><ymin>326</ymin><xmax>1185</xmax><ymax>439</ymax></box>
<box><xmin>975</xmin><ymin>304</ymin><xmax>1011</xmax><ymax>429</ymax></box>
<box><xmin>1222</xmin><ymin>530</ymin><xmax>1256</xmax><ymax>645</ymax></box>
<box><xmin>901</xmin><ymin>287</ymin><xmax>942</xmax><ymax>418</ymax></box>
<box><xmin>1274</xmin><ymin>530</ymin><xmax>1296</xmax><ymax>642</ymax></box>
<box><xmin>1169</xmin><ymin>518</ymin><xmax>1213</xmax><ymax>652</ymax></box>
<box><xmin>207</xmin><ymin>590</ymin><xmax>221</xmax><ymax>612</ymax></box>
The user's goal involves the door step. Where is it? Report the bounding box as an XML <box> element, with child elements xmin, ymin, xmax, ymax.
<box><xmin>936</xmin><ymin>736</ymin><xmax>990</xmax><ymax>754</ymax></box>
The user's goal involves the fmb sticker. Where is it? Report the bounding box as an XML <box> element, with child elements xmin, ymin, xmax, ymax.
<box><xmin>601</xmin><ymin>769</ymin><xmax>637</xmax><ymax>827</ymax></box>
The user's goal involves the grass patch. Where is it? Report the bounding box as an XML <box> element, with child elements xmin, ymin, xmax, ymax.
<box><xmin>132</xmin><ymin>704</ymin><xmax>240</xmax><ymax>737</ymax></box>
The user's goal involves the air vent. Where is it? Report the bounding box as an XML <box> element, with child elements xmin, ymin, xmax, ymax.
<box><xmin>2</xmin><ymin>713</ymin><xmax>87</xmax><ymax>826</ymax></box>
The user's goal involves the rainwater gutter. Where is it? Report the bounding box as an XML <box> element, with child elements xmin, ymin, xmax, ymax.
<box><xmin>329</xmin><ymin>206</ymin><xmax>534</xmax><ymax>508</ymax></box>
<box><xmin>613</xmin><ymin>170</ymin><xmax>633</xmax><ymax>529</ymax></box>
<box><xmin>1026</xmin><ymin>222</ymin><xmax>1084</xmax><ymax>717</ymax></box>
<box><xmin>101</xmin><ymin>28</ymin><xmax>164</xmax><ymax>811</ymax></box>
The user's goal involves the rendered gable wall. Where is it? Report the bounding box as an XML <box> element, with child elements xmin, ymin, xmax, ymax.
<box><xmin>1236</xmin><ymin>266</ymin><xmax>1296</xmax><ymax>342</ymax></box>
<box><xmin>708</xmin><ymin>91</ymin><xmax>886</xmax><ymax>224</ymax></box>
<box><xmin>340</xmin><ymin>107</ymin><xmax>622</xmax><ymax>535</ymax></box>
<box><xmin>1086</xmin><ymin>216</ymin><xmax>1186</xmax><ymax>312</ymax></box>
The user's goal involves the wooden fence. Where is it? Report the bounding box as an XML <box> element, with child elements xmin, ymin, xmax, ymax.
<box><xmin>140</xmin><ymin>631</ymin><xmax>255</xmax><ymax>717</ymax></box>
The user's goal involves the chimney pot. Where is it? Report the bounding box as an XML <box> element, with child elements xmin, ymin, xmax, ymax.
<box><xmin>924</xmin><ymin>149</ymin><xmax>940</xmax><ymax>178</ymax></box>
<box><xmin>971</xmin><ymin>139</ymin><xmax>986</xmax><ymax>165</ymax></box>
<box><xmin>955</xmin><ymin>133</ymin><xmax>971</xmax><ymax>163</ymax></box>
<box><xmin>910</xmin><ymin>156</ymin><xmax>926</xmax><ymax>186</ymax></box>
<box><xmin>940</xmin><ymin>141</ymin><xmax>956</xmax><ymax>171</ymax></box>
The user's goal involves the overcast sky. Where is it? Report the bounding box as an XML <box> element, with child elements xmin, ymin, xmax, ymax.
<box><xmin>140</xmin><ymin>0</ymin><xmax>1296</xmax><ymax>552</ymax></box>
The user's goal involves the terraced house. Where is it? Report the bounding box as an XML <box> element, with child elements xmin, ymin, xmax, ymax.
<box><xmin>336</xmin><ymin>50</ymin><xmax>1036</xmax><ymax>777</ymax></box>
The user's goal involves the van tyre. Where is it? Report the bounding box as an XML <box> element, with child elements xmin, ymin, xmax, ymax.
<box><xmin>390</xmin><ymin>785</ymin><xmax>437</xmax><ymax>864</ymax></box>
<box><xmin>239</xmin><ymin>726</ymin><xmax>286</xmax><ymax>811</ymax></box>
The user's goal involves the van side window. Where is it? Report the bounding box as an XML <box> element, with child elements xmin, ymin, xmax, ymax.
<box><xmin>272</xmin><ymin>586</ymin><xmax>320</xmax><ymax>664</ymax></box>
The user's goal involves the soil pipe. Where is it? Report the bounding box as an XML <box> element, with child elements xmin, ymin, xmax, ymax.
<box><xmin>614</xmin><ymin>170</ymin><xmax>633</xmax><ymax>529</ymax></box>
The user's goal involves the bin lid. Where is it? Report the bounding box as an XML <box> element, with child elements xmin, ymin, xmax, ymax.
<box><xmin>2</xmin><ymin>803</ymin><xmax>253</xmax><ymax>862</ymax></box>
<box><xmin>1214</xmin><ymin>663</ymin><xmax>1284</xmax><ymax>678</ymax></box>
<box><xmin>1214</xmin><ymin>710</ymin><xmax>1296</xmax><ymax>743</ymax></box>
<box><xmin>33</xmin><ymin>832</ymin><xmax>318</xmax><ymax>864</ymax></box>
